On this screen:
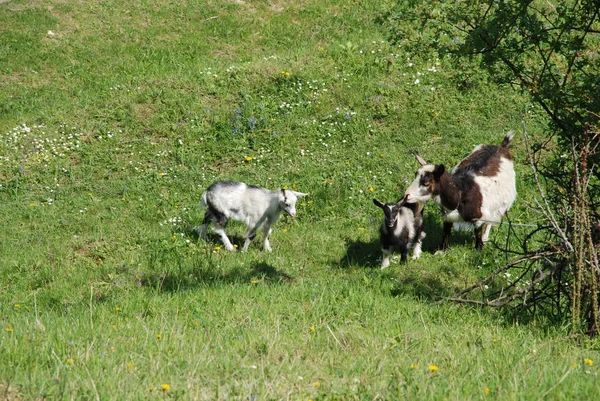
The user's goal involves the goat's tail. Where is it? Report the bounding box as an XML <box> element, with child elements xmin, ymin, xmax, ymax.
<box><xmin>501</xmin><ymin>130</ymin><xmax>515</xmax><ymax>148</ymax></box>
<box><xmin>200</xmin><ymin>191</ymin><xmax>208</xmax><ymax>210</ymax></box>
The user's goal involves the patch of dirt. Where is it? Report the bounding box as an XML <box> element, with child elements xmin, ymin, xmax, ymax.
<box><xmin>0</xmin><ymin>384</ymin><xmax>25</xmax><ymax>401</ymax></box>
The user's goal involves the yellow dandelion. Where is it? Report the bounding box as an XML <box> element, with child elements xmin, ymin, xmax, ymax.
<box><xmin>29</xmin><ymin>203</ymin><xmax>35</xmax><ymax>207</ymax></box>
<box><xmin>428</xmin><ymin>365</ymin><xmax>439</xmax><ymax>372</ymax></box>
<box><xmin>492</xmin><ymin>338</ymin><xmax>498</xmax><ymax>343</ymax></box>
<box><xmin>484</xmin><ymin>387</ymin><xmax>490</xmax><ymax>394</ymax></box>
<box><xmin>584</xmin><ymin>358</ymin><xmax>594</xmax><ymax>365</ymax></box>
<box><xmin>313</xmin><ymin>382</ymin><xmax>320</xmax><ymax>387</ymax></box>
<box><xmin>307</xmin><ymin>200</ymin><xmax>313</xmax><ymax>204</ymax></box>
<box><xmin>251</xmin><ymin>279</ymin><xmax>259</xmax><ymax>284</ymax></box>
<box><xmin>88</xmin><ymin>193</ymin><xmax>93</xmax><ymax>197</ymax></box>
<box><xmin>310</xmin><ymin>326</ymin><xmax>316</xmax><ymax>332</ymax></box>
<box><xmin>5</xmin><ymin>326</ymin><xmax>14</xmax><ymax>333</ymax></box>
<box><xmin>161</xmin><ymin>383</ymin><xmax>171</xmax><ymax>391</ymax></box>
<box><xmin>233</xmin><ymin>244</ymin><xmax>238</xmax><ymax>248</ymax></box>
<box><xmin>121</xmin><ymin>197</ymin><xmax>126</xmax><ymax>201</ymax></box>
<box><xmin>14</xmin><ymin>304</ymin><xmax>20</xmax><ymax>309</ymax></box>
<box><xmin>127</xmin><ymin>361</ymin><xmax>135</xmax><ymax>371</ymax></box>
<box><xmin>115</xmin><ymin>307</ymin><xmax>122</xmax><ymax>312</ymax></box>
<box><xmin>172</xmin><ymin>235</ymin><xmax>177</xmax><ymax>239</ymax></box>
<box><xmin>283</xmin><ymin>228</ymin><xmax>288</xmax><ymax>233</ymax></box>
<box><xmin>409</xmin><ymin>364</ymin><xmax>417</xmax><ymax>369</ymax></box>
<box><xmin>156</xmin><ymin>333</ymin><xmax>162</xmax><ymax>340</ymax></box>
<box><xmin>214</xmin><ymin>246</ymin><xmax>221</xmax><ymax>251</ymax></box>
<box><xmin>66</xmin><ymin>358</ymin><xmax>74</xmax><ymax>365</ymax></box>
<box><xmin>358</xmin><ymin>227</ymin><xmax>365</xmax><ymax>231</ymax></box>
<box><xmin>245</xmin><ymin>156</ymin><xmax>253</xmax><ymax>161</ymax></box>
<box><xmin>369</xmin><ymin>187</ymin><xmax>374</xmax><ymax>192</ymax></box>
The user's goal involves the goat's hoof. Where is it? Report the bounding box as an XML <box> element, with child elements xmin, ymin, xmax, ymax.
<box><xmin>412</xmin><ymin>255</ymin><xmax>421</xmax><ymax>260</ymax></box>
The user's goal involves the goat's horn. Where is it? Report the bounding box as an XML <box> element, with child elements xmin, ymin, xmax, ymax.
<box><xmin>415</xmin><ymin>154</ymin><xmax>428</xmax><ymax>166</ymax></box>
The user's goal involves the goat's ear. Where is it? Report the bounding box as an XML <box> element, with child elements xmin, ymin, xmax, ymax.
<box><xmin>415</xmin><ymin>154</ymin><xmax>428</xmax><ymax>166</ymax></box>
<box><xmin>292</xmin><ymin>191</ymin><xmax>308</xmax><ymax>198</ymax></box>
<box><xmin>373</xmin><ymin>198</ymin><xmax>385</xmax><ymax>208</ymax></box>
<box><xmin>433</xmin><ymin>164</ymin><xmax>445</xmax><ymax>179</ymax></box>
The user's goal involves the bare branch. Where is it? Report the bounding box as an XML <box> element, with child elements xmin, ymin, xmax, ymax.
<box><xmin>522</xmin><ymin>121</ymin><xmax>574</xmax><ymax>252</ymax></box>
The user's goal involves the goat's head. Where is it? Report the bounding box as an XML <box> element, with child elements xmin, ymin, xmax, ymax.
<box><xmin>279</xmin><ymin>189</ymin><xmax>307</xmax><ymax>217</ymax></box>
<box><xmin>404</xmin><ymin>154</ymin><xmax>446</xmax><ymax>203</ymax></box>
<box><xmin>373</xmin><ymin>197</ymin><xmax>405</xmax><ymax>228</ymax></box>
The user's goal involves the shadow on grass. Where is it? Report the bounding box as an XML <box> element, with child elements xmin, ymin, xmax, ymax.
<box><xmin>337</xmin><ymin>238</ymin><xmax>381</xmax><ymax>269</ymax></box>
<box><xmin>390</xmin><ymin>273</ymin><xmax>450</xmax><ymax>301</ymax></box>
<box><xmin>140</xmin><ymin>261</ymin><xmax>294</xmax><ymax>293</ymax></box>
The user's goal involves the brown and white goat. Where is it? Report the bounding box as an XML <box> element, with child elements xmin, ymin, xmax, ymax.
<box><xmin>373</xmin><ymin>196</ymin><xmax>425</xmax><ymax>269</ymax></box>
<box><xmin>404</xmin><ymin>131</ymin><xmax>517</xmax><ymax>250</ymax></box>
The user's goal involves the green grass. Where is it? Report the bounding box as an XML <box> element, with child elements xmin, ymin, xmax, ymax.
<box><xmin>1</xmin><ymin>0</ymin><xmax>598</xmax><ymax>399</ymax></box>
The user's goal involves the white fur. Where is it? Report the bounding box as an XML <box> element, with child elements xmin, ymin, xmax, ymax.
<box><xmin>198</xmin><ymin>182</ymin><xmax>307</xmax><ymax>252</ymax></box>
<box><xmin>473</xmin><ymin>158</ymin><xmax>516</xmax><ymax>225</ymax></box>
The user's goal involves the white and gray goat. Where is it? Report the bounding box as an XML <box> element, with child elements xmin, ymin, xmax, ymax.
<box><xmin>197</xmin><ymin>181</ymin><xmax>307</xmax><ymax>252</ymax></box>
<box><xmin>373</xmin><ymin>196</ymin><xmax>425</xmax><ymax>269</ymax></box>
<box><xmin>404</xmin><ymin>131</ymin><xmax>517</xmax><ymax>250</ymax></box>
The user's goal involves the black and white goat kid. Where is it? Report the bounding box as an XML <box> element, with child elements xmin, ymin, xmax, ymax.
<box><xmin>198</xmin><ymin>181</ymin><xmax>307</xmax><ymax>252</ymax></box>
<box><xmin>404</xmin><ymin>131</ymin><xmax>517</xmax><ymax>250</ymax></box>
<box><xmin>373</xmin><ymin>196</ymin><xmax>425</xmax><ymax>269</ymax></box>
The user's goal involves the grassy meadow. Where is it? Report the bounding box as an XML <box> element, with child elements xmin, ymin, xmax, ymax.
<box><xmin>1</xmin><ymin>0</ymin><xmax>599</xmax><ymax>399</ymax></box>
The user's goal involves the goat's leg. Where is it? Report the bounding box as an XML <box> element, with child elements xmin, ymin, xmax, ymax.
<box><xmin>400</xmin><ymin>249</ymin><xmax>408</xmax><ymax>263</ymax></box>
<box><xmin>475</xmin><ymin>224</ymin><xmax>487</xmax><ymax>250</ymax></box>
<box><xmin>412</xmin><ymin>230</ymin><xmax>426</xmax><ymax>260</ymax></box>
<box><xmin>440</xmin><ymin>222</ymin><xmax>452</xmax><ymax>251</ymax></box>
<box><xmin>213</xmin><ymin>223</ymin><xmax>236</xmax><ymax>251</ymax></box>
<box><xmin>242</xmin><ymin>226</ymin><xmax>258</xmax><ymax>252</ymax></box>
<box><xmin>481</xmin><ymin>223</ymin><xmax>492</xmax><ymax>244</ymax></box>
<box><xmin>381</xmin><ymin>248</ymin><xmax>391</xmax><ymax>269</ymax></box>
<box><xmin>197</xmin><ymin>210</ymin><xmax>215</xmax><ymax>240</ymax></box>
<box><xmin>262</xmin><ymin>223</ymin><xmax>273</xmax><ymax>252</ymax></box>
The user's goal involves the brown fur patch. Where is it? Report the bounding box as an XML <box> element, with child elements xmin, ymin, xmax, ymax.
<box><xmin>457</xmin><ymin>145</ymin><xmax>513</xmax><ymax>177</ymax></box>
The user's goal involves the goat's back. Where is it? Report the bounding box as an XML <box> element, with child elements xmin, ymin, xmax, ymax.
<box><xmin>452</xmin><ymin>133</ymin><xmax>516</xmax><ymax>224</ymax></box>
<box><xmin>204</xmin><ymin>181</ymin><xmax>276</xmax><ymax>221</ymax></box>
